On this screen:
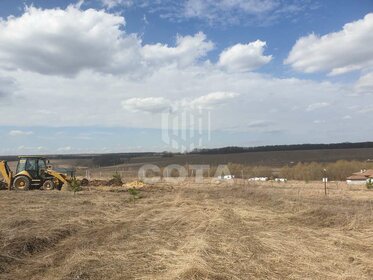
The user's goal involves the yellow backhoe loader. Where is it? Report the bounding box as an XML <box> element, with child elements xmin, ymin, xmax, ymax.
<box><xmin>0</xmin><ymin>156</ymin><xmax>71</xmax><ymax>190</ymax></box>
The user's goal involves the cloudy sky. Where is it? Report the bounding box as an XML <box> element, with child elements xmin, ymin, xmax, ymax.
<box><xmin>0</xmin><ymin>0</ymin><xmax>372</xmax><ymax>154</ymax></box>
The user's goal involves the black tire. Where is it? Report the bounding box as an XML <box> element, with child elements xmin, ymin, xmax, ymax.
<box><xmin>81</xmin><ymin>178</ymin><xmax>89</xmax><ymax>186</ymax></box>
<box><xmin>42</xmin><ymin>180</ymin><xmax>55</xmax><ymax>191</ymax></box>
<box><xmin>55</xmin><ymin>181</ymin><xmax>63</xmax><ymax>191</ymax></box>
<box><xmin>13</xmin><ymin>176</ymin><xmax>30</xmax><ymax>191</ymax></box>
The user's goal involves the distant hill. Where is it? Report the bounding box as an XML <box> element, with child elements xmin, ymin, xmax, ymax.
<box><xmin>189</xmin><ymin>142</ymin><xmax>373</xmax><ymax>155</ymax></box>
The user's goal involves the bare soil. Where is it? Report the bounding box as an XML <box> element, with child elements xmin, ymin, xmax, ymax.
<box><xmin>0</xmin><ymin>180</ymin><xmax>372</xmax><ymax>279</ymax></box>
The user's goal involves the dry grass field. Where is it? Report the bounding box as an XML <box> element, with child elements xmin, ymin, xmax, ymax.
<box><xmin>0</xmin><ymin>180</ymin><xmax>372</xmax><ymax>279</ymax></box>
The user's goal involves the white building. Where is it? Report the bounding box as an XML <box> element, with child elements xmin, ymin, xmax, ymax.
<box><xmin>346</xmin><ymin>170</ymin><xmax>373</xmax><ymax>185</ymax></box>
<box><xmin>218</xmin><ymin>175</ymin><xmax>235</xmax><ymax>180</ymax></box>
<box><xmin>275</xmin><ymin>178</ymin><xmax>287</xmax><ymax>182</ymax></box>
<box><xmin>248</xmin><ymin>177</ymin><xmax>268</xmax><ymax>182</ymax></box>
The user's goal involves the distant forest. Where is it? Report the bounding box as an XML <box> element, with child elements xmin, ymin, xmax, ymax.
<box><xmin>189</xmin><ymin>142</ymin><xmax>373</xmax><ymax>155</ymax></box>
<box><xmin>1</xmin><ymin>142</ymin><xmax>373</xmax><ymax>165</ymax></box>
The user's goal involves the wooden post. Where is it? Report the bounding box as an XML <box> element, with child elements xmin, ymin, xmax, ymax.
<box><xmin>323</xmin><ymin>169</ymin><xmax>327</xmax><ymax>196</ymax></box>
<box><xmin>324</xmin><ymin>179</ymin><xmax>327</xmax><ymax>196</ymax></box>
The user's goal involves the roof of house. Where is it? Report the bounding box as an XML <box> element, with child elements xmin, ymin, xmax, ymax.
<box><xmin>363</xmin><ymin>170</ymin><xmax>373</xmax><ymax>176</ymax></box>
<box><xmin>347</xmin><ymin>174</ymin><xmax>368</xmax><ymax>180</ymax></box>
<box><xmin>348</xmin><ymin>169</ymin><xmax>373</xmax><ymax>180</ymax></box>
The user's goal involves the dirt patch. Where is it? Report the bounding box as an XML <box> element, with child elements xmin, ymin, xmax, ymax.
<box><xmin>8</xmin><ymin>219</ymin><xmax>36</xmax><ymax>229</ymax></box>
<box><xmin>292</xmin><ymin>207</ymin><xmax>349</xmax><ymax>228</ymax></box>
<box><xmin>3</xmin><ymin>227</ymin><xmax>75</xmax><ymax>257</ymax></box>
<box><xmin>85</xmin><ymin>179</ymin><xmax>109</xmax><ymax>186</ymax></box>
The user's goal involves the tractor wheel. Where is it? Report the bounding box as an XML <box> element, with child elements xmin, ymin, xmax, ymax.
<box><xmin>42</xmin><ymin>180</ymin><xmax>55</xmax><ymax>191</ymax></box>
<box><xmin>55</xmin><ymin>181</ymin><xmax>63</xmax><ymax>191</ymax></box>
<box><xmin>13</xmin><ymin>176</ymin><xmax>30</xmax><ymax>191</ymax></box>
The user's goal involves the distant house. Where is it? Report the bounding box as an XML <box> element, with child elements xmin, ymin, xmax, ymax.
<box><xmin>248</xmin><ymin>177</ymin><xmax>268</xmax><ymax>182</ymax></box>
<box><xmin>275</xmin><ymin>178</ymin><xmax>287</xmax><ymax>183</ymax></box>
<box><xmin>346</xmin><ymin>169</ymin><xmax>373</xmax><ymax>185</ymax></box>
<box><xmin>217</xmin><ymin>175</ymin><xmax>235</xmax><ymax>180</ymax></box>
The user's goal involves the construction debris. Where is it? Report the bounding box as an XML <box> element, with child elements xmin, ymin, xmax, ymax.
<box><xmin>124</xmin><ymin>180</ymin><xmax>146</xmax><ymax>189</ymax></box>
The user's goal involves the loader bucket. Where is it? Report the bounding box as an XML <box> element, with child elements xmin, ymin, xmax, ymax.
<box><xmin>60</xmin><ymin>183</ymin><xmax>71</xmax><ymax>191</ymax></box>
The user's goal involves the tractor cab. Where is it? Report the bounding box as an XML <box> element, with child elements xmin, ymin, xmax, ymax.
<box><xmin>16</xmin><ymin>156</ymin><xmax>49</xmax><ymax>179</ymax></box>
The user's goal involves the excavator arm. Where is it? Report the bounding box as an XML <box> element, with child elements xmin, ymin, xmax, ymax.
<box><xmin>0</xmin><ymin>161</ymin><xmax>13</xmax><ymax>190</ymax></box>
<box><xmin>45</xmin><ymin>169</ymin><xmax>70</xmax><ymax>187</ymax></box>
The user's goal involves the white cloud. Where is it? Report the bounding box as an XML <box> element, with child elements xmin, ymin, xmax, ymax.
<box><xmin>0</xmin><ymin>64</ymin><xmax>356</xmax><ymax>134</ymax></box>
<box><xmin>57</xmin><ymin>146</ymin><xmax>72</xmax><ymax>152</ymax></box>
<box><xmin>181</xmin><ymin>0</ymin><xmax>293</xmax><ymax>25</ymax></box>
<box><xmin>247</xmin><ymin>120</ymin><xmax>275</xmax><ymax>128</ymax></box>
<box><xmin>17</xmin><ymin>145</ymin><xmax>46</xmax><ymax>152</ymax></box>
<box><xmin>191</xmin><ymin>92</ymin><xmax>239</xmax><ymax>108</ymax></box>
<box><xmin>152</xmin><ymin>0</ymin><xmax>313</xmax><ymax>26</ymax></box>
<box><xmin>0</xmin><ymin>5</ymin><xmax>141</xmax><ymax>76</ymax></box>
<box><xmin>184</xmin><ymin>0</ymin><xmax>277</xmax><ymax>19</ymax></box>
<box><xmin>122</xmin><ymin>97</ymin><xmax>172</xmax><ymax>113</ymax></box>
<box><xmin>9</xmin><ymin>130</ymin><xmax>34</xmax><ymax>136</ymax></box>
<box><xmin>0</xmin><ymin>6</ymin><xmax>213</xmax><ymax>77</ymax></box>
<box><xmin>98</xmin><ymin>0</ymin><xmax>315</xmax><ymax>26</ymax></box>
<box><xmin>357</xmin><ymin>106</ymin><xmax>373</xmax><ymax>114</ymax></box>
<box><xmin>0</xmin><ymin>5</ymin><xmax>371</xmax><ymax>148</ymax></box>
<box><xmin>122</xmin><ymin>91</ymin><xmax>239</xmax><ymax>113</ymax></box>
<box><xmin>142</xmin><ymin>32</ymin><xmax>214</xmax><ymax>68</ymax></box>
<box><xmin>306</xmin><ymin>102</ymin><xmax>330</xmax><ymax>112</ymax></box>
<box><xmin>355</xmin><ymin>72</ymin><xmax>373</xmax><ymax>94</ymax></box>
<box><xmin>101</xmin><ymin>0</ymin><xmax>133</xmax><ymax>9</ymax></box>
<box><xmin>285</xmin><ymin>13</ymin><xmax>373</xmax><ymax>75</ymax></box>
<box><xmin>218</xmin><ymin>40</ymin><xmax>272</xmax><ymax>72</ymax></box>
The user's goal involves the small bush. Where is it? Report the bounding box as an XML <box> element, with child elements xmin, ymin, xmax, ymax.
<box><xmin>70</xmin><ymin>177</ymin><xmax>82</xmax><ymax>194</ymax></box>
<box><xmin>128</xmin><ymin>188</ymin><xmax>140</xmax><ymax>204</ymax></box>
<box><xmin>366</xmin><ymin>179</ymin><xmax>373</xmax><ymax>189</ymax></box>
<box><xmin>110</xmin><ymin>172</ymin><xmax>123</xmax><ymax>186</ymax></box>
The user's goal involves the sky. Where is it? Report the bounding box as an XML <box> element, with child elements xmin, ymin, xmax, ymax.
<box><xmin>0</xmin><ymin>0</ymin><xmax>372</xmax><ymax>154</ymax></box>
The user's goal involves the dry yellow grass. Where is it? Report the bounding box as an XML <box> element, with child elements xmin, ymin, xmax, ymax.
<box><xmin>0</xmin><ymin>180</ymin><xmax>372</xmax><ymax>279</ymax></box>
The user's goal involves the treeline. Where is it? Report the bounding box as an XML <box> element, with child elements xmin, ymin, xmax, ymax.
<box><xmin>190</xmin><ymin>142</ymin><xmax>373</xmax><ymax>155</ymax></box>
<box><xmin>224</xmin><ymin>160</ymin><xmax>373</xmax><ymax>181</ymax></box>
<box><xmin>279</xmin><ymin>160</ymin><xmax>373</xmax><ymax>181</ymax></box>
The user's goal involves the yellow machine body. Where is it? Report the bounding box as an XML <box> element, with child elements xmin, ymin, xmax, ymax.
<box><xmin>0</xmin><ymin>156</ymin><xmax>71</xmax><ymax>190</ymax></box>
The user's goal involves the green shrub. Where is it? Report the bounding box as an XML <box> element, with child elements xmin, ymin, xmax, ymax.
<box><xmin>366</xmin><ymin>179</ymin><xmax>373</xmax><ymax>189</ymax></box>
<box><xmin>112</xmin><ymin>172</ymin><xmax>123</xmax><ymax>185</ymax></box>
<box><xmin>70</xmin><ymin>177</ymin><xmax>82</xmax><ymax>194</ymax></box>
<box><xmin>128</xmin><ymin>188</ymin><xmax>140</xmax><ymax>204</ymax></box>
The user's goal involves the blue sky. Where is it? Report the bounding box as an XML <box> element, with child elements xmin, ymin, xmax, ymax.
<box><xmin>0</xmin><ymin>0</ymin><xmax>372</xmax><ymax>154</ymax></box>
